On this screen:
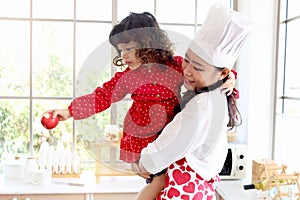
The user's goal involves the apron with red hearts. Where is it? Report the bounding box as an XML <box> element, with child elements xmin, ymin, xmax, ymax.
<box><xmin>156</xmin><ymin>158</ymin><xmax>220</xmax><ymax>200</ymax></box>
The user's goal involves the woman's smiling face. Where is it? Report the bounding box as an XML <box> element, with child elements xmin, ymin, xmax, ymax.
<box><xmin>182</xmin><ymin>49</ymin><xmax>227</xmax><ymax>91</ymax></box>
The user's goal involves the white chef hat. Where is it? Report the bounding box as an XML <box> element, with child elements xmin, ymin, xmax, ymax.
<box><xmin>189</xmin><ymin>3</ymin><xmax>253</xmax><ymax>69</ymax></box>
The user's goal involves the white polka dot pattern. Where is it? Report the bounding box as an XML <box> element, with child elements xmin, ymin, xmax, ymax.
<box><xmin>69</xmin><ymin>56</ymin><xmax>184</xmax><ymax>162</ymax></box>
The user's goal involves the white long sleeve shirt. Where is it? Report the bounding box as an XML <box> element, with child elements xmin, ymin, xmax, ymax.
<box><xmin>139</xmin><ymin>88</ymin><xmax>229</xmax><ymax>180</ymax></box>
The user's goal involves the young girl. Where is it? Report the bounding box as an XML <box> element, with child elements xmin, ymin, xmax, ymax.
<box><xmin>44</xmin><ymin>12</ymin><xmax>236</xmax><ymax>200</ymax></box>
<box><xmin>134</xmin><ymin>4</ymin><xmax>252</xmax><ymax>200</ymax></box>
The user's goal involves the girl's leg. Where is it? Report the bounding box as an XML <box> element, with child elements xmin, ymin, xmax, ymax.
<box><xmin>135</xmin><ymin>174</ymin><xmax>165</xmax><ymax>200</ymax></box>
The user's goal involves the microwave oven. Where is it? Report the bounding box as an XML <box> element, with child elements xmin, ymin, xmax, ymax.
<box><xmin>219</xmin><ymin>144</ymin><xmax>247</xmax><ymax>179</ymax></box>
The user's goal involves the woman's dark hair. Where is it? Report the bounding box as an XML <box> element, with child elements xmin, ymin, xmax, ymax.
<box><xmin>226</xmin><ymin>88</ymin><xmax>242</xmax><ymax>129</ymax></box>
<box><xmin>174</xmin><ymin>70</ymin><xmax>242</xmax><ymax>130</ymax></box>
<box><xmin>109</xmin><ymin>12</ymin><xmax>174</xmax><ymax>67</ymax></box>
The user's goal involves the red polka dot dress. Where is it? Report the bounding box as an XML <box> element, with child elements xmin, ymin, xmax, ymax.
<box><xmin>68</xmin><ymin>56</ymin><xmax>184</xmax><ymax>163</ymax></box>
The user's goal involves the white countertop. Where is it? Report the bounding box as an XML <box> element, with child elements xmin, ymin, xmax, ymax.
<box><xmin>1</xmin><ymin>173</ymin><xmax>267</xmax><ymax>199</ymax></box>
<box><xmin>0</xmin><ymin>172</ymin><xmax>145</xmax><ymax>195</ymax></box>
<box><xmin>216</xmin><ymin>179</ymin><xmax>262</xmax><ymax>200</ymax></box>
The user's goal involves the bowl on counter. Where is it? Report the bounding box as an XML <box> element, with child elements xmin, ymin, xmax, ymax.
<box><xmin>2</xmin><ymin>157</ymin><xmax>25</xmax><ymax>179</ymax></box>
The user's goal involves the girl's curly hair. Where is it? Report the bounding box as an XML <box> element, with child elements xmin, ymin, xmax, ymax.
<box><xmin>109</xmin><ymin>12</ymin><xmax>175</xmax><ymax>68</ymax></box>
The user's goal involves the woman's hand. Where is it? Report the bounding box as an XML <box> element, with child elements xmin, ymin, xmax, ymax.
<box><xmin>42</xmin><ymin>109</ymin><xmax>72</xmax><ymax>121</ymax></box>
<box><xmin>222</xmin><ymin>71</ymin><xmax>236</xmax><ymax>95</ymax></box>
<box><xmin>131</xmin><ymin>162</ymin><xmax>151</xmax><ymax>180</ymax></box>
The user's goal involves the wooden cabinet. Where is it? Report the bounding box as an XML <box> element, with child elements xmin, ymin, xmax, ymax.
<box><xmin>0</xmin><ymin>194</ymin><xmax>84</xmax><ymax>200</ymax></box>
<box><xmin>94</xmin><ymin>193</ymin><xmax>137</xmax><ymax>200</ymax></box>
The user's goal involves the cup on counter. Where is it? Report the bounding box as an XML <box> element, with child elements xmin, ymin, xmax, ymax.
<box><xmin>24</xmin><ymin>157</ymin><xmax>39</xmax><ymax>183</ymax></box>
<box><xmin>31</xmin><ymin>170</ymin><xmax>52</xmax><ymax>186</ymax></box>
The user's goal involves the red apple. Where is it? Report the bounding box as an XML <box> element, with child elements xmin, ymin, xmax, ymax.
<box><xmin>41</xmin><ymin>112</ymin><xmax>59</xmax><ymax>129</ymax></box>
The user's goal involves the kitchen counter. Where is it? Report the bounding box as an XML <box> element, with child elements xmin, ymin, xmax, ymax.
<box><xmin>0</xmin><ymin>176</ymin><xmax>144</xmax><ymax>194</ymax></box>
<box><xmin>0</xmin><ymin>172</ymin><xmax>145</xmax><ymax>200</ymax></box>
<box><xmin>216</xmin><ymin>179</ymin><xmax>264</xmax><ymax>200</ymax></box>
<box><xmin>1</xmin><ymin>173</ymin><xmax>265</xmax><ymax>200</ymax></box>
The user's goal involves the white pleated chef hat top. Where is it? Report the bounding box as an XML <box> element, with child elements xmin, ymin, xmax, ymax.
<box><xmin>188</xmin><ymin>3</ymin><xmax>253</xmax><ymax>69</ymax></box>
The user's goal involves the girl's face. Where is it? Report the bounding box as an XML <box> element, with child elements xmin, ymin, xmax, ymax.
<box><xmin>117</xmin><ymin>41</ymin><xmax>142</xmax><ymax>70</ymax></box>
<box><xmin>182</xmin><ymin>49</ymin><xmax>229</xmax><ymax>91</ymax></box>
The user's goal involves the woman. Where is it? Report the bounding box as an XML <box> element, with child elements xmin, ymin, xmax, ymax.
<box><xmin>133</xmin><ymin>3</ymin><xmax>253</xmax><ymax>200</ymax></box>
<box><xmin>43</xmin><ymin>11</ymin><xmax>237</xmax><ymax>200</ymax></box>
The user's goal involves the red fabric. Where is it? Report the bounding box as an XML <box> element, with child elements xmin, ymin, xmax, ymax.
<box><xmin>231</xmin><ymin>69</ymin><xmax>237</xmax><ymax>79</ymax></box>
<box><xmin>230</xmin><ymin>69</ymin><xmax>239</xmax><ymax>99</ymax></box>
<box><xmin>69</xmin><ymin>56</ymin><xmax>184</xmax><ymax>162</ymax></box>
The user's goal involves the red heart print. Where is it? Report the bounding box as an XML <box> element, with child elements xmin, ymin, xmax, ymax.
<box><xmin>165</xmin><ymin>175</ymin><xmax>170</xmax><ymax>187</ymax></box>
<box><xmin>173</xmin><ymin>169</ymin><xmax>191</xmax><ymax>185</ymax></box>
<box><xmin>198</xmin><ymin>184</ymin><xmax>204</xmax><ymax>191</ymax></box>
<box><xmin>158</xmin><ymin>191</ymin><xmax>167</xmax><ymax>199</ymax></box>
<box><xmin>208</xmin><ymin>183</ymin><xmax>214</xmax><ymax>191</ymax></box>
<box><xmin>181</xmin><ymin>194</ymin><xmax>189</xmax><ymax>200</ymax></box>
<box><xmin>196</xmin><ymin>174</ymin><xmax>204</xmax><ymax>180</ymax></box>
<box><xmin>204</xmin><ymin>181</ymin><xmax>209</xmax><ymax>188</ymax></box>
<box><xmin>186</xmin><ymin>165</ymin><xmax>193</xmax><ymax>172</ymax></box>
<box><xmin>176</xmin><ymin>158</ymin><xmax>185</xmax><ymax>165</ymax></box>
<box><xmin>183</xmin><ymin>182</ymin><xmax>195</xmax><ymax>193</ymax></box>
<box><xmin>192</xmin><ymin>192</ymin><xmax>203</xmax><ymax>200</ymax></box>
<box><xmin>170</xmin><ymin>181</ymin><xmax>175</xmax><ymax>186</ymax></box>
<box><xmin>180</xmin><ymin>166</ymin><xmax>186</xmax><ymax>171</ymax></box>
<box><xmin>207</xmin><ymin>195</ymin><xmax>213</xmax><ymax>200</ymax></box>
<box><xmin>167</xmin><ymin>187</ymin><xmax>180</xmax><ymax>198</ymax></box>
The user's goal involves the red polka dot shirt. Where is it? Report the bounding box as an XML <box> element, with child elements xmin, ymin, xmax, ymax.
<box><xmin>68</xmin><ymin>56</ymin><xmax>184</xmax><ymax>162</ymax></box>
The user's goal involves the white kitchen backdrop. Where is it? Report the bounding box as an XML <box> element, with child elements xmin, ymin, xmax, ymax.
<box><xmin>0</xmin><ymin>0</ymin><xmax>300</xmax><ymax>174</ymax></box>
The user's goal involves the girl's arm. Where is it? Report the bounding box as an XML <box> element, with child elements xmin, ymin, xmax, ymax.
<box><xmin>68</xmin><ymin>70</ymin><xmax>128</xmax><ymax>120</ymax></box>
<box><xmin>222</xmin><ymin>69</ymin><xmax>237</xmax><ymax>95</ymax></box>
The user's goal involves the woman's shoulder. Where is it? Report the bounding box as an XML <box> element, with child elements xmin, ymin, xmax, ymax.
<box><xmin>183</xmin><ymin>93</ymin><xmax>210</xmax><ymax>112</ymax></box>
<box><xmin>187</xmin><ymin>90</ymin><xmax>225</xmax><ymax>109</ymax></box>
<box><xmin>165</xmin><ymin>55</ymin><xmax>183</xmax><ymax>73</ymax></box>
<box><xmin>173</xmin><ymin>55</ymin><xmax>183</xmax><ymax>65</ymax></box>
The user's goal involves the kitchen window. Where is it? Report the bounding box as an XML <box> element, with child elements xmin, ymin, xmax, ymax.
<box><xmin>274</xmin><ymin>0</ymin><xmax>300</xmax><ymax>171</ymax></box>
<box><xmin>0</xmin><ymin>0</ymin><xmax>232</xmax><ymax>173</ymax></box>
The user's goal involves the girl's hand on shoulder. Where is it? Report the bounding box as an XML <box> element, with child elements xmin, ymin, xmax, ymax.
<box><xmin>222</xmin><ymin>71</ymin><xmax>236</xmax><ymax>95</ymax></box>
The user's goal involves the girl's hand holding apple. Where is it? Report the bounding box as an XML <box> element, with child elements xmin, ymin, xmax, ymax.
<box><xmin>41</xmin><ymin>112</ymin><xmax>59</xmax><ymax>129</ymax></box>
